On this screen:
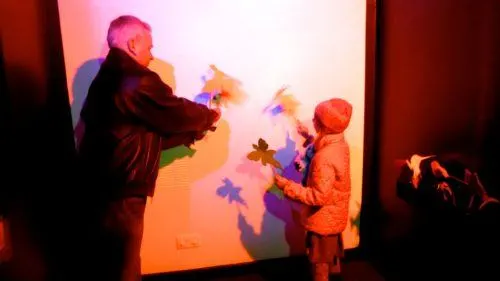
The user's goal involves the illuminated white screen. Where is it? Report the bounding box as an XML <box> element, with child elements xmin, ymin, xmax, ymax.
<box><xmin>57</xmin><ymin>0</ymin><xmax>366</xmax><ymax>274</ymax></box>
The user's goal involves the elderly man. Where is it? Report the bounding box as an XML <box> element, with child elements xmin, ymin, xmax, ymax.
<box><xmin>77</xmin><ymin>15</ymin><xmax>220</xmax><ymax>281</ymax></box>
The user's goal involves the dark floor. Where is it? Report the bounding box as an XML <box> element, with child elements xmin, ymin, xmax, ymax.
<box><xmin>143</xmin><ymin>255</ymin><xmax>385</xmax><ymax>281</ymax></box>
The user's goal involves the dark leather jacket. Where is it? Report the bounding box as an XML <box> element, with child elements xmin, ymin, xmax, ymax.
<box><xmin>78</xmin><ymin>48</ymin><xmax>217</xmax><ymax>198</ymax></box>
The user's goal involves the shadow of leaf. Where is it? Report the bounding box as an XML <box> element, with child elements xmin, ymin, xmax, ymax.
<box><xmin>216</xmin><ymin>178</ymin><xmax>248</xmax><ymax>208</ymax></box>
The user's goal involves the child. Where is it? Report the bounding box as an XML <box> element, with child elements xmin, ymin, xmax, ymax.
<box><xmin>275</xmin><ymin>98</ymin><xmax>352</xmax><ymax>281</ymax></box>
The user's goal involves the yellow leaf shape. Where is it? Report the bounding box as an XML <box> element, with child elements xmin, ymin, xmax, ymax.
<box><xmin>279</xmin><ymin>95</ymin><xmax>301</xmax><ymax>116</ymax></box>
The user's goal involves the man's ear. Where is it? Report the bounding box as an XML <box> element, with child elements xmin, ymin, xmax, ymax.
<box><xmin>127</xmin><ymin>38</ymin><xmax>137</xmax><ymax>55</ymax></box>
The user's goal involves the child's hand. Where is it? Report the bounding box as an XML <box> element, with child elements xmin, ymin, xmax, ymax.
<box><xmin>296</xmin><ymin>121</ymin><xmax>310</xmax><ymax>138</ymax></box>
<box><xmin>294</xmin><ymin>161</ymin><xmax>305</xmax><ymax>172</ymax></box>
<box><xmin>293</xmin><ymin>154</ymin><xmax>305</xmax><ymax>172</ymax></box>
<box><xmin>274</xmin><ymin>174</ymin><xmax>289</xmax><ymax>190</ymax></box>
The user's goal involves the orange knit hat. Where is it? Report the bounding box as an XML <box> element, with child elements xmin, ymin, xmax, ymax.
<box><xmin>314</xmin><ymin>98</ymin><xmax>353</xmax><ymax>134</ymax></box>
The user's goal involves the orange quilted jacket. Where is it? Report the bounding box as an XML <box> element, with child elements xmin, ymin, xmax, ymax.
<box><xmin>283</xmin><ymin>133</ymin><xmax>351</xmax><ymax>235</ymax></box>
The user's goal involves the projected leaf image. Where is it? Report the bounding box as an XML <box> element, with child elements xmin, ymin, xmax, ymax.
<box><xmin>198</xmin><ymin>64</ymin><xmax>247</xmax><ymax>108</ymax></box>
<box><xmin>193</xmin><ymin>92</ymin><xmax>212</xmax><ymax>106</ymax></box>
<box><xmin>159</xmin><ymin>145</ymin><xmax>196</xmax><ymax>168</ymax></box>
<box><xmin>277</xmin><ymin>95</ymin><xmax>300</xmax><ymax>116</ymax></box>
<box><xmin>212</xmin><ymin>90</ymin><xmax>239</xmax><ymax>108</ymax></box>
<box><xmin>216</xmin><ymin>178</ymin><xmax>248</xmax><ymax>208</ymax></box>
<box><xmin>247</xmin><ymin>138</ymin><xmax>283</xmax><ymax>170</ymax></box>
<box><xmin>263</xmin><ymin>86</ymin><xmax>301</xmax><ymax>120</ymax></box>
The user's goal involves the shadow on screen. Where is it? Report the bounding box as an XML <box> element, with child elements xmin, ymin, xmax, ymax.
<box><xmin>216</xmin><ymin>178</ymin><xmax>248</xmax><ymax>208</ymax></box>
<box><xmin>71</xmin><ymin>56</ymin><xmax>178</xmax><ymax>147</ymax></box>
<box><xmin>71</xmin><ymin>58</ymin><xmax>103</xmax><ymax>146</ymax></box>
<box><xmin>237</xmin><ymin>132</ymin><xmax>306</xmax><ymax>267</ymax></box>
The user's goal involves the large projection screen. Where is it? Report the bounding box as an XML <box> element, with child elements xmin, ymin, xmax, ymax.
<box><xmin>57</xmin><ymin>0</ymin><xmax>366</xmax><ymax>274</ymax></box>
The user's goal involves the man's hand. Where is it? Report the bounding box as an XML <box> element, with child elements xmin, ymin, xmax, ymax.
<box><xmin>190</xmin><ymin>108</ymin><xmax>221</xmax><ymax>142</ymax></box>
<box><xmin>212</xmin><ymin>108</ymin><xmax>221</xmax><ymax>124</ymax></box>
<box><xmin>205</xmin><ymin>108</ymin><xmax>221</xmax><ymax>133</ymax></box>
<box><xmin>194</xmin><ymin>131</ymin><xmax>207</xmax><ymax>141</ymax></box>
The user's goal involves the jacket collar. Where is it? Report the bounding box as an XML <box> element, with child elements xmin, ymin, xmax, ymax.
<box><xmin>103</xmin><ymin>47</ymin><xmax>147</xmax><ymax>73</ymax></box>
<box><xmin>314</xmin><ymin>133</ymin><xmax>345</xmax><ymax>151</ymax></box>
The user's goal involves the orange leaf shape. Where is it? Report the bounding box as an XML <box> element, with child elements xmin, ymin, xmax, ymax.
<box><xmin>279</xmin><ymin>95</ymin><xmax>300</xmax><ymax>116</ymax></box>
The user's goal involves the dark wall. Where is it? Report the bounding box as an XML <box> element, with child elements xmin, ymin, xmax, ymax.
<box><xmin>373</xmin><ymin>0</ymin><xmax>500</xmax><ymax>279</ymax></box>
<box><xmin>0</xmin><ymin>0</ymin><xmax>76</xmax><ymax>280</ymax></box>
<box><xmin>376</xmin><ymin>0</ymin><xmax>500</xmax><ymax>241</ymax></box>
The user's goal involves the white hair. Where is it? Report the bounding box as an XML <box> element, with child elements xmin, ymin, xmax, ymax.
<box><xmin>107</xmin><ymin>15</ymin><xmax>152</xmax><ymax>49</ymax></box>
